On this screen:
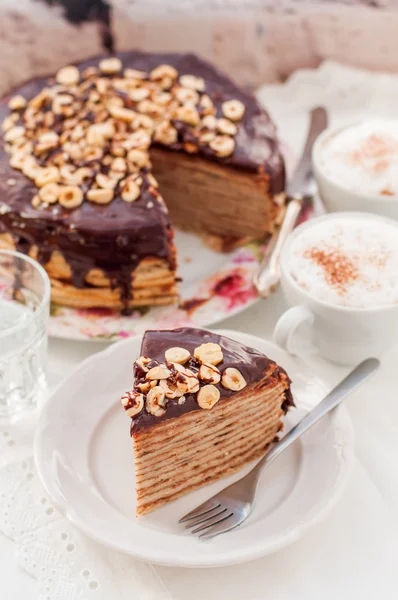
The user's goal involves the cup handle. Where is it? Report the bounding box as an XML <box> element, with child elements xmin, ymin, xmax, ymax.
<box><xmin>273</xmin><ymin>305</ymin><xmax>318</xmax><ymax>357</ymax></box>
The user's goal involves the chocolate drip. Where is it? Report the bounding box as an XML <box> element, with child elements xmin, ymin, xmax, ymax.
<box><xmin>130</xmin><ymin>327</ymin><xmax>294</xmax><ymax>433</ymax></box>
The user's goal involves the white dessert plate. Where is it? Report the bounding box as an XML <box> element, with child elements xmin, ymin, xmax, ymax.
<box><xmin>34</xmin><ymin>329</ymin><xmax>354</xmax><ymax>568</ymax></box>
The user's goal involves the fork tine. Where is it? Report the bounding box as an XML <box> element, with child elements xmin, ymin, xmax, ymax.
<box><xmin>192</xmin><ymin>511</ymin><xmax>234</xmax><ymax>535</ymax></box>
<box><xmin>199</xmin><ymin>513</ymin><xmax>246</xmax><ymax>540</ymax></box>
<box><xmin>184</xmin><ymin>508</ymin><xmax>227</xmax><ymax>530</ymax></box>
<box><xmin>179</xmin><ymin>499</ymin><xmax>221</xmax><ymax>523</ymax></box>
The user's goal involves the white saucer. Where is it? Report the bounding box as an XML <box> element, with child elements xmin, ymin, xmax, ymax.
<box><xmin>34</xmin><ymin>330</ymin><xmax>354</xmax><ymax>568</ymax></box>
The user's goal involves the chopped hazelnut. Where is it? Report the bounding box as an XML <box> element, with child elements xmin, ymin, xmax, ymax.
<box><xmin>146</xmin><ymin>386</ymin><xmax>167</xmax><ymax>417</ymax></box>
<box><xmin>199</xmin><ymin>131</ymin><xmax>216</xmax><ymax>144</ymax></box>
<box><xmin>199</xmin><ymin>363</ymin><xmax>221</xmax><ymax>385</ymax></box>
<box><xmin>159</xmin><ymin>379</ymin><xmax>185</xmax><ymax>399</ymax></box>
<box><xmin>4</xmin><ymin>126</ymin><xmax>25</xmax><ymax>143</ymax></box>
<box><xmin>194</xmin><ymin>342</ymin><xmax>224</xmax><ymax>365</ymax></box>
<box><xmin>96</xmin><ymin>173</ymin><xmax>117</xmax><ymax>189</ymax></box>
<box><xmin>174</xmin><ymin>86</ymin><xmax>199</xmax><ymax>105</ymax></box>
<box><xmin>174</xmin><ymin>103</ymin><xmax>200</xmax><ymax>126</ymax></box>
<box><xmin>137</xmin><ymin>99</ymin><xmax>164</xmax><ymax>118</ymax></box>
<box><xmin>177</xmin><ymin>368</ymin><xmax>200</xmax><ymax>394</ymax></box>
<box><xmin>221</xmin><ymin>367</ymin><xmax>247</xmax><ymax>391</ymax></box>
<box><xmin>133</xmin><ymin>114</ymin><xmax>155</xmax><ymax>132</ymax></box>
<box><xmin>108</xmin><ymin>105</ymin><xmax>136</xmax><ymax>122</ymax></box>
<box><xmin>136</xmin><ymin>380</ymin><xmax>156</xmax><ymax>393</ymax></box>
<box><xmin>58</xmin><ymin>185</ymin><xmax>83</xmax><ymax>209</ymax></box>
<box><xmin>222</xmin><ymin>99</ymin><xmax>245</xmax><ymax>121</ymax></box>
<box><xmin>197</xmin><ymin>384</ymin><xmax>220</xmax><ymax>410</ymax></box>
<box><xmin>111</xmin><ymin>157</ymin><xmax>127</xmax><ymax>172</ymax></box>
<box><xmin>217</xmin><ymin>118</ymin><xmax>237</xmax><ymax>136</ymax></box>
<box><xmin>56</xmin><ymin>65</ymin><xmax>80</xmax><ymax>86</ymax></box>
<box><xmin>179</xmin><ymin>74</ymin><xmax>205</xmax><ymax>92</ymax></box>
<box><xmin>150</xmin><ymin>64</ymin><xmax>178</xmax><ymax>81</ymax></box>
<box><xmin>154</xmin><ymin>92</ymin><xmax>172</xmax><ymax>106</ymax></box>
<box><xmin>10</xmin><ymin>152</ymin><xmax>26</xmax><ymax>170</ymax></box>
<box><xmin>8</xmin><ymin>95</ymin><xmax>27</xmax><ymax>111</ymax></box>
<box><xmin>36</xmin><ymin>131</ymin><xmax>59</xmax><ymax>153</ymax></box>
<box><xmin>2</xmin><ymin>113</ymin><xmax>19</xmax><ymax>132</ymax></box>
<box><xmin>146</xmin><ymin>364</ymin><xmax>171</xmax><ymax>381</ymax></box>
<box><xmin>154</xmin><ymin>121</ymin><xmax>178</xmax><ymax>145</ymax></box>
<box><xmin>31</xmin><ymin>194</ymin><xmax>41</xmax><ymax>209</ymax></box>
<box><xmin>124</xmin><ymin>68</ymin><xmax>147</xmax><ymax>80</ymax></box>
<box><xmin>201</xmin><ymin>115</ymin><xmax>217</xmax><ymax>130</ymax></box>
<box><xmin>135</xmin><ymin>356</ymin><xmax>151</xmax><ymax>372</ymax></box>
<box><xmin>121</xmin><ymin>179</ymin><xmax>141</xmax><ymax>202</ymax></box>
<box><xmin>126</xmin><ymin>129</ymin><xmax>151</xmax><ymax>150</ymax></box>
<box><xmin>129</xmin><ymin>87</ymin><xmax>150</xmax><ymax>102</ymax></box>
<box><xmin>74</xmin><ymin>167</ymin><xmax>92</xmax><ymax>184</ymax></box>
<box><xmin>164</xmin><ymin>347</ymin><xmax>191</xmax><ymax>364</ymax></box>
<box><xmin>84</xmin><ymin>147</ymin><xmax>103</xmax><ymax>162</ymax></box>
<box><xmin>121</xmin><ymin>390</ymin><xmax>144</xmax><ymax>418</ymax></box>
<box><xmin>99</xmin><ymin>57</ymin><xmax>122</xmax><ymax>75</ymax></box>
<box><xmin>82</xmin><ymin>66</ymin><xmax>99</xmax><ymax>79</ymax></box>
<box><xmin>146</xmin><ymin>173</ymin><xmax>159</xmax><ymax>188</ymax></box>
<box><xmin>35</xmin><ymin>166</ymin><xmax>60</xmax><ymax>187</ymax></box>
<box><xmin>199</xmin><ymin>94</ymin><xmax>215</xmax><ymax>115</ymax></box>
<box><xmin>209</xmin><ymin>135</ymin><xmax>235</xmax><ymax>157</ymax></box>
<box><xmin>38</xmin><ymin>182</ymin><xmax>60</xmax><ymax>204</ymax></box>
<box><xmin>87</xmin><ymin>188</ymin><xmax>114</xmax><ymax>205</ymax></box>
<box><xmin>127</xmin><ymin>149</ymin><xmax>150</xmax><ymax>168</ymax></box>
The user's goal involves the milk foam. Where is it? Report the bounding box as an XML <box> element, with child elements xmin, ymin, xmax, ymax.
<box><xmin>320</xmin><ymin>120</ymin><xmax>398</xmax><ymax>198</ymax></box>
<box><xmin>288</xmin><ymin>217</ymin><xmax>398</xmax><ymax>308</ymax></box>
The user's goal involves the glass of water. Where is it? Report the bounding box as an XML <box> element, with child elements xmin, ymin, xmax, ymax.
<box><xmin>0</xmin><ymin>250</ymin><xmax>50</xmax><ymax>420</ymax></box>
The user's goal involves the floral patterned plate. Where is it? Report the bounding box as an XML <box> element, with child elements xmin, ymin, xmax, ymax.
<box><xmin>48</xmin><ymin>200</ymin><xmax>313</xmax><ymax>341</ymax></box>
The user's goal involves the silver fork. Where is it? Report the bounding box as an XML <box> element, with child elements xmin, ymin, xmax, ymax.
<box><xmin>179</xmin><ymin>358</ymin><xmax>379</xmax><ymax>540</ymax></box>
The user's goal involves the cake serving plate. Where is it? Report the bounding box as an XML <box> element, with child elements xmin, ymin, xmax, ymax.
<box><xmin>47</xmin><ymin>199</ymin><xmax>313</xmax><ymax>342</ymax></box>
<box><xmin>34</xmin><ymin>329</ymin><xmax>354</xmax><ymax>567</ymax></box>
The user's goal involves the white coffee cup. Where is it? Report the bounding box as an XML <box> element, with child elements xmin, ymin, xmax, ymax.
<box><xmin>273</xmin><ymin>212</ymin><xmax>398</xmax><ymax>365</ymax></box>
<box><xmin>312</xmin><ymin>119</ymin><xmax>398</xmax><ymax>220</ymax></box>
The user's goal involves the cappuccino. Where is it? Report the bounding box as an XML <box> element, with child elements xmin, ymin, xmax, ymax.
<box><xmin>287</xmin><ymin>215</ymin><xmax>398</xmax><ymax>308</ymax></box>
<box><xmin>319</xmin><ymin>120</ymin><xmax>398</xmax><ymax>198</ymax></box>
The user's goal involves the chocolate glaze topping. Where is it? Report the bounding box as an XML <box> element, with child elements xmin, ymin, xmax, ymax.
<box><xmin>130</xmin><ymin>327</ymin><xmax>293</xmax><ymax>434</ymax></box>
<box><xmin>0</xmin><ymin>51</ymin><xmax>285</xmax><ymax>303</ymax></box>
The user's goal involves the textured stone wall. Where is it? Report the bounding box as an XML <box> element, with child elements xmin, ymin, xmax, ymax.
<box><xmin>0</xmin><ymin>0</ymin><xmax>398</xmax><ymax>95</ymax></box>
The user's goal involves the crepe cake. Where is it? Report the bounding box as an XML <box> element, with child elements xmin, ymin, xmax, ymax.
<box><xmin>120</xmin><ymin>327</ymin><xmax>294</xmax><ymax>516</ymax></box>
<box><xmin>0</xmin><ymin>51</ymin><xmax>286</xmax><ymax>311</ymax></box>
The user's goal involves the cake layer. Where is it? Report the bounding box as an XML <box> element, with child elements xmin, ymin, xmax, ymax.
<box><xmin>0</xmin><ymin>233</ymin><xmax>178</xmax><ymax>308</ymax></box>
<box><xmin>134</xmin><ymin>386</ymin><xmax>286</xmax><ymax>514</ymax></box>
<box><xmin>151</xmin><ymin>148</ymin><xmax>283</xmax><ymax>240</ymax></box>
<box><xmin>134</xmin><ymin>392</ymin><xmax>285</xmax><ymax>490</ymax></box>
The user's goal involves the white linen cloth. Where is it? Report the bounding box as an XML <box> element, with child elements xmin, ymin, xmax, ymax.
<box><xmin>2</xmin><ymin>61</ymin><xmax>398</xmax><ymax>599</ymax></box>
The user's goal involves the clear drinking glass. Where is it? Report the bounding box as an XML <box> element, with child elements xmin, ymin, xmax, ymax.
<box><xmin>0</xmin><ymin>250</ymin><xmax>50</xmax><ymax>420</ymax></box>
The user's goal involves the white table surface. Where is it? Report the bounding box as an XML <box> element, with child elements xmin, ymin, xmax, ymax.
<box><xmin>2</xmin><ymin>288</ymin><xmax>398</xmax><ymax>599</ymax></box>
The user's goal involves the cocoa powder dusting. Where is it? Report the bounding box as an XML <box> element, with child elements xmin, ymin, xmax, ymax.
<box><xmin>343</xmin><ymin>134</ymin><xmax>398</xmax><ymax>175</ymax></box>
<box><xmin>304</xmin><ymin>247</ymin><xmax>359</xmax><ymax>295</ymax></box>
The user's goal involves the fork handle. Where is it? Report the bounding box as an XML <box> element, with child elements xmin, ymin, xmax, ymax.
<box><xmin>251</xmin><ymin>358</ymin><xmax>379</xmax><ymax>481</ymax></box>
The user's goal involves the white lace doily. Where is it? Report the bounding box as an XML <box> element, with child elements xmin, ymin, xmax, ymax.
<box><xmin>2</xmin><ymin>60</ymin><xmax>398</xmax><ymax>599</ymax></box>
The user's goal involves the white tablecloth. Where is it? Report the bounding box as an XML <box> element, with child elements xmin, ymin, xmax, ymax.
<box><xmin>3</xmin><ymin>60</ymin><xmax>398</xmax><ymax>599</ymax></box>
<box><xmin>2</xmin><ymin>289</ymin><xmax>398</xmax><ymax>600</ymax></box>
